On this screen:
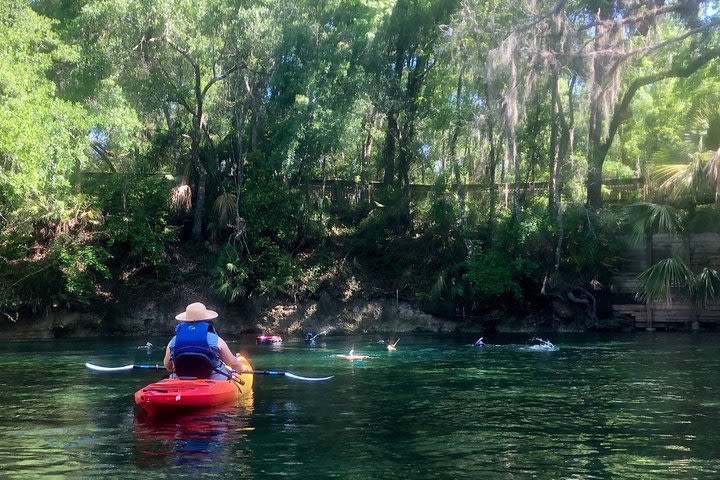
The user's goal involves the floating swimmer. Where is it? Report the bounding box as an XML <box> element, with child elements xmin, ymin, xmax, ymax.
<box><xmin>306</xmin><ymin>327</ymin><xmax>332</xmax><ymax>343</ymax></box>
<box><xmin>527</xmin><ymin>337</ymin><xmax>557</xmax><ymax>351</ymax></box>
<box><xmin>335</xmin><ymin>348</ymin><xmax>369</xmax><ymax>360</ymax></box>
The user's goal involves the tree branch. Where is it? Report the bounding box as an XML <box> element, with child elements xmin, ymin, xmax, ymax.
<box><xmin>154</xmin><ymin>57</ymin><xmax>194</xmax><ymax>115</ymax></box>
<box><xmin>201</xmin><ymin>64</ymin><xmax>239</xmax><ymax>98</ymax></box>
<box><xmin>158</xmin><ymin>35</ymin><xmax>199</xmax><ymax>71</ymax></box>
<box><xmin>583</xmin><ymin>17</ymin><xmax>720</xmax><ymax>59</ymax></box>
<box><xmin>579</xmin><ymin>3</ymin><xmax>687</xmax><ymax>33</ymax></box>
<box><xmin>604</xmin><ymin>46</ymin><xmax>720</xmax><ymax>152</ymax></box>
<box><xmin>90</xmin><ymin>143</ymin><xmax>117</xmax><ymax>172</ymax></box>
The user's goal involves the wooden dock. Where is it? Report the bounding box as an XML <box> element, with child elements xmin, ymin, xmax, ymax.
<box><xmin>612</xmin><ymin>303</ymin><xmax>720</xmax><ymax>330</ymax></box>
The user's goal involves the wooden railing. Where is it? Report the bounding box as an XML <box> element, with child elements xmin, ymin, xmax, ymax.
<box><xmin>303</xmin><ymin>177</ymin><xmax>645</xmax><ymax>206</ymax></box>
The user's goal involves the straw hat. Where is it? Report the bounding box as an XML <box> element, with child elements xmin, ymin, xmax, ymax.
<box><xmin>175</xmin><ymin>302</ymin><xmax>218</xmax><ymax>322</ymax></box>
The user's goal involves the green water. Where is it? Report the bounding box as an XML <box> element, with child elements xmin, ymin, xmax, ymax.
<box><xmin>1</xmin><ymin>333</ymin><xmax>719</xmax><ymax>479</ymax></box>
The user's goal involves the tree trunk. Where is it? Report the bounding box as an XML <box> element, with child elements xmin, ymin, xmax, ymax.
<box><xmin>192</xmin><ymin>164</ymin><xmax>208</xmax><ymax>240</ymax></box>
<box><xmin>548</xmin><ymin>74</ymin><xmax>559</xmax><ymax>216</ymax></box>
<box><xmin>190</xmin><ymin>73</ymin><xmax>206</xmax><ymax>240</ymax></box>
<box><xmin>233</xmin><ymin>81</ymin><xmax>250</xmax><ymax>238</ymax></box>
<box><xmin>553</xmin><ymin>74</ymin><xmax>575</xmax><ymax>276</ymax></box>
<box><xmin>486</xmin><ymin>116</ymin><xmax>499</xmax><ymax>242</ymax></box>
<box><xmin>382</xmin><ymin>108</ymin><xmax>398</xmax><ymax>187</ymax></box>
<box><xmin>449</xmin><ymin>65</ymin><xmax>466</xmax><ymax>232</ymax></box>
<box><xmin>360</xmin><ymin>107</ymin><xmax>375</xmax><ymax>204</ymax></box>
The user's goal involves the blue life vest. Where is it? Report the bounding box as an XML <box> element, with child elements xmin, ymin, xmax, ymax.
<box><xmin>171</xmin><ymin>322</ymin><xmax>226</xmax><ymax>378</ymax></box>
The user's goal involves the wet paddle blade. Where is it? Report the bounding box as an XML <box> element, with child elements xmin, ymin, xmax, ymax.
<box><xmin>85</xmin><ymin>363</ymin><xmax>135</xmax><ymax>372</ymax></box>
<box><xmin>283</xmin><ymin>372</ymin><xmax>334</xmax><ymax>381</ymax></box>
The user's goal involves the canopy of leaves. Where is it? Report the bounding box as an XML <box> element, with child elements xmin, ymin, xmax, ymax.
<box><xmin>2</xmin><ymin>0</ymin><xmax>719</xmax><ymax>322</ymax></box>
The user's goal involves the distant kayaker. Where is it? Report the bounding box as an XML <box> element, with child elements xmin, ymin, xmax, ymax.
<box><xmin>473</xmin><ymin>337</ymin><xmax>486</xmax><ymax>348</ymax></box>
<box><xmin>163</xmin><ymin>302</ymin><xmax>248</xmax><ymax>380</ymax></box>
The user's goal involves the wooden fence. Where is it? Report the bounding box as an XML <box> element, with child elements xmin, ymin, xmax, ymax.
<box><xmin>612</xmin><ymin>303</ymin><xmax>720</xmax><ymax>330</ymax></box>
<box><xmin>611</xmin><ymin>233</ymin><xmax>720</xmax><ymax>330</ymax></box>
<box><xmin>302</xmin><ymin>177</ymin><xmax>645</xmax><ymax>207</ymax></box>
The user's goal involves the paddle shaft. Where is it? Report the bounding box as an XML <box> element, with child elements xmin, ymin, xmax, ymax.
<box><xmin>85</xmin><ymin>363</ymin><xmax>332</xmax><ymax>380</ymax></box>
<box><xmin>91</xmin><ymin>364</ymin><xmax>283</xmax><ymax>375</ymax></box>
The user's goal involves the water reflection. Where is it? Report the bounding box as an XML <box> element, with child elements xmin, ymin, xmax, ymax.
<box><xmin>133</xmin><ymin>394</ymin><xmax>254</xmax><ymax>471</ymax></box>
<box><xmin>2</xmin><ymin>334</ymin><xmax>720</xmax><ymax>479</ymax></box>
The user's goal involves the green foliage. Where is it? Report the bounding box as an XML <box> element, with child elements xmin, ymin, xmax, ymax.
<box><xmin>213</xmin><ymin>245</ymin><xmax>249</xmax><ymax>303</ymax></box>
<box><xmin>466</xmin><ymin>249</ymin><xmax>522</xmax><ymax>299</ymax></box>
<box><xmin>242</xmin><ymin>152</ymin><xmax>303</xmax><ymax>251</ymax></box>
<box><xmin>213</xmin><ymin>241</ymin><xmax>307</xmax><ymax>302</ymax></box>
<box><xmin>93</xmin><ymin>173</ymin><xmax>175</xmax><ymax>270</ymax></box>
<box><xmin>415</xmin><ymin>175</ymin><xmax>460</xmax><ymax>235</ymax></box>
<box><xmin>351</xmin><ymin>188</ymin><xmax>467</xmax><ymax>305</ymax></box>
<box><xmin>686</xmin><ymin>204</ymin><xmax>720</xmax><ymax>233</ymax></box>
<box><xmin>2</xmin><ymin>0</ymin><xmax>719</xmax><ymax>321</ymax></box>
<box><xmin>560</xmin><ymin>206</ymin><xmax>623</xmax><ymax>286</ymax></box>
<box><xmin>254</xmin><ymin>245</ymin><xmax>304</xmax><ymax>299</ymax></box>
<box><xmin>0</xmin><ymin>1</ymin><xmax>91</xmax><ymax>246</ymax></box>
<box><xmin>51</xmin><ymin>242</ymin><xmax>111</xmax><ymax>304</ymax></box>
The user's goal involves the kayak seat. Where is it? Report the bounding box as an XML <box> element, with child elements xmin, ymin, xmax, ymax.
<box><xmin>173</xmin><ymin>352</ymin><xmax>215</xmax><ymax>379</ymax></box>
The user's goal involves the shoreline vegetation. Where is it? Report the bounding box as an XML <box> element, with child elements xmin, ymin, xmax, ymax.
<box><xmin>2</xmin><ymin>3</ymin><xmax>720</xmax><ymax>339</ymax></box>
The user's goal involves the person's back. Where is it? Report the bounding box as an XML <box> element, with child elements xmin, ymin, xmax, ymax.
<box><xmin>164</xmin><ymin>302</ymin><xmax>248</xmax><ymax>379</ymax></box>
<box><xmin>169</xmin><ymin>321</ymin><xmax>227</xmax><ymax>379</ymax></box>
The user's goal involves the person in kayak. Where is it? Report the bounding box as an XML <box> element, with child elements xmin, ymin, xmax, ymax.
<box><xmin>163</xmin><ymin>302</ymin><xmax>248</xmax><ymax>380</ymax></box>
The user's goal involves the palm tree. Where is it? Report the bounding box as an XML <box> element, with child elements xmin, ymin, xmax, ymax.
<box><xmin>627</xmin><ymin>107</ymin><xmax>720</xmax><ymax>327</ymax></box>
<box><xmin>653</xmin><ymin>107</ymin><xmax>720</xmax><ymax>205</ymax></box>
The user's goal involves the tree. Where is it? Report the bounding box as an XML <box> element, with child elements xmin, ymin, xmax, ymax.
<box><xmin>581</xmin><ymin>1</ymin><xmax>720</xmax><ymax>210</ymax></box>
<box><xmin>0</xmin><ymin>1</ymin><xmax>90</xmax><ymax>242</ymax></box>
<box><xmin>371</xmin><ymin>0</ymin><xmax>461</xmax><ymax>230</ymax></box>
<box><xmin>467</xmin><ymin>0</ymin><xmax>720</xmax><ymax>211</ymax></box>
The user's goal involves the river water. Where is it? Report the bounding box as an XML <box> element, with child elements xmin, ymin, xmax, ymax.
<box><xmin>1</xmin><ymin>332</ymin><xmax>719</xmax><ymax>479</ymax></box>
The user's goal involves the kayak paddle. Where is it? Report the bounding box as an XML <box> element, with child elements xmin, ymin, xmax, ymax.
<box><xmin>85</xmin><ymin>363</ymin><xmax>334</xmax><ymax>381</ymax></box>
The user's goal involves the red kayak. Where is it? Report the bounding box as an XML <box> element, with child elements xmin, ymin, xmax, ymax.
<box><xmin>134</xmin><ymin>356</ymin><xmax>254</xmax><ymax>418</ymax></box>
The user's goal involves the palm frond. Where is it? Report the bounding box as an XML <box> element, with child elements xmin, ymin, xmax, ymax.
<box><xmin>170</xmin><ymin>185</ymin><xmax>192</xmax><ymax>212</ymax></box>
<box><xmin>653</xmin><ymin>163</ymin><xmax>687</xmax><ymax>182</ymax></box>
<box><xmin>653</xmin><ymin>106</ymin><xmax>720</xmax><ymax>202</ymax></box>
<box><xmin>625</xmin><ymin>202</ymin><xmax>684</xmax><ymax>244</ymax></box>
<box><xmin>710</xmin><ymin>148</ymin><xmax>720</xmax><ymax>201</ymax></box>
<box><xmin>652</xmin><ymin>146</ymin><xmax>692</xmax><ymax>167</ymax></box>
<box><xmin>635</xmin><ymin>255</ymin><xmax>693</xmax><ymax>305</ymax></box>
<box><xmin>657</xmin><ymin>155</ymin><xmax>703</xmax><ymax>198</ymax></box>
<box><xmin>691</xmin><ymin>267</ymin><xmax>720</xmax><ymax>309</ymax></box>
<box><xmin>430</xmin><ymin>271</ymin><xmax>447</xmax><ymax>300</ymax></box>
<box><xmin>213</xmin><ymin>192</ymin><xmax>237</xmax><ymax>227</ymax></box>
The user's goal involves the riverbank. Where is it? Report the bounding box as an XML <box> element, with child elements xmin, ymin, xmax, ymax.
<box><xmin>0</xmin><ymin>240</ymin><xmax>635</xmax><ymax>340</ymax></box>
<box><xmin>1</xmin><ymin>291</ymin><xmax>606</xmax><ymax>340</ymax></box>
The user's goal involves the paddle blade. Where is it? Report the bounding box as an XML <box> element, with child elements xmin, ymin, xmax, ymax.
<box><xmin>85</xmin><ymin>363</ymin><xmax>134</xmax><ymax>372</ymax></box>
<box><xmin>283</xmin><ymin>372</ymin><xmax>334</xmax><ymax>381</ymax></box>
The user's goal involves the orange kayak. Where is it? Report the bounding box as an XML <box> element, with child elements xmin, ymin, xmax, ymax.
<box><xmin>134</xmin><ymin>356</ymin><xmax>254</xmax><ymax>418</ymax></box>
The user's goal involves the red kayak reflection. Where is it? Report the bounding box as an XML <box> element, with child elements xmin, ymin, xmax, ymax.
<box><xmin>133</xmin><ymin>393</ymin><xmax>254</xmax><ymax>469</ymax></box>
